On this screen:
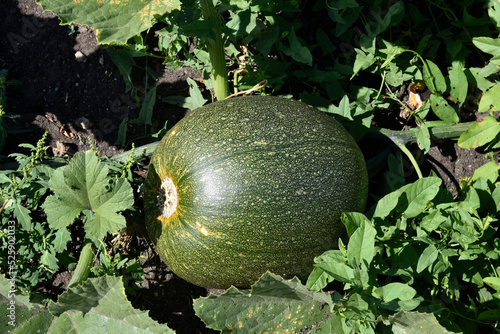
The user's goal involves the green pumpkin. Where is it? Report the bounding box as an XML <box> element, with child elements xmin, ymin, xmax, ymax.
<box><xmin>144</xmin><ymin>96</ymin><xmax>368</xmax><ymax>288</ymax></box>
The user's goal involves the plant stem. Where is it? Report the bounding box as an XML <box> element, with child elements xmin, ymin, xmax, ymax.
<box><xmin>370</xmin><ymin>122</ymin><xmax>472</xmax><ymax>146</ymax></box>
<box><xmin>68</xmin><ymin>240</ymin><xmax>96</xmax><ymax>288</ymax></box>
<box><xmin>199</xmin><ymin>0</ymin><xmax>229</xmax><ymax>101</ymax></box>
<box><xmin>396</xmin><ymin>141</ymin><xmax>424</xmax><ymax>179</ymax></box>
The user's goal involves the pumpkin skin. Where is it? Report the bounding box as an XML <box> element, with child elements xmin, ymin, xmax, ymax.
<box><xmin>144</xmin><ymin>96</ymin><xmax>368</xmax><ymax>289</ymax></box>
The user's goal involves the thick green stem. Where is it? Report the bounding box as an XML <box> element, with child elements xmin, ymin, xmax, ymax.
<box><xmin>199</xmin><ymin>0</ymin><xmax>229</xmax><ymax>100</ymax></box>
<box><xmin>68</xmin><ymin>240</ymin><xmax>96</xmax><ymax>288</ymax></box>
<box><xmin>371</xmin><ymin>122</ymin><xmax>472</xmax><ymax>146</ymax></box>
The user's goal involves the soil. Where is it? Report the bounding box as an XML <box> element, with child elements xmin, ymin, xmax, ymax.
<box><xmin>0</xmin><ymin>0</ymin><xmax>491</xmax><ymax>333</ymax></box>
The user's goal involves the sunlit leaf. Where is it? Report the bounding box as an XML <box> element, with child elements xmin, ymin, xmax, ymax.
<box><xmin>448</xmin><ymin>61</ymin><xmax>468</xmax><ymax>108</ymax></box>
<box><xmin>43</xmin><ymin>151</ymin><xmax>134</xmax><ymax>240</ymax></box>
<box><xmin>400</xmin><ymin>177</ymin><xmax>442</xmax><ymax>218</ymax></box>
<box><xmin>478</xmin><ymin>83</ymin><xmax>500</xmax><ymax>113</ymax></box>
<box><xmin>347</xmin><ymin>220</ymin><xmax>376</xmax><ymax>269</ymax></box>
<box><xmin>423</xmin><ymin>59</ymin><xmax>447</xmax><ymax>95</ymax></box>
<box><xmin>429</xmin><ymin>94</ymin><xmax>459</xmax><ymax>124</ymax></box>
<box><xmin>472</xmin><ymin>161</ymin><xmax>500</xmax><ymax>184</ymax></box>
<box><xmin>38</xmin><ymin>0</ymin><xmax>181</xmax><ymax>44</ymax></box>
<box><xmin>373</xmin><ymin>283</ymin><xmax>417</xmax><ymax>302</ymax></box>
<box><xmin>415</xmin><ymin>123</ymin><xmax>431</xmax><ymax>154</ymax></box>
<box><xmin>473</xmin><ymin>37</ymin><xmax>500</xmax><ymax>59</ymax></box>
<box><xmin>416</xmin><ymin>244</ymin><xmax>439</xmax><ymax>273</ymax></box>
<box><xmin>458</xmin><ymin>116</ymin><xmax>500</xmax><ymax>149</ymax></box>
<box><xmin>194</xmin><ymin>272</ymin><xmax>332</xmax><ymax>333</ymax></box>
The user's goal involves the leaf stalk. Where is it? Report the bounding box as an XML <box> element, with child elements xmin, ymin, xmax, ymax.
<box><xmin>199</xmin><ymin>0</ymin><xmax>229</xmax><ymax>100</ymax></box>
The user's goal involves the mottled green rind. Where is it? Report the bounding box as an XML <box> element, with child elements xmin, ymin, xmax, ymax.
<box><xmin>144</xmin><ymin>96</ymin><xmax>368</xmax><ymax>289</ymax></box>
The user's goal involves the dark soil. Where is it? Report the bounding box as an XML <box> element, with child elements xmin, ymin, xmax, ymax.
<box><xmin>0</xmin><ymin>0</ymin><xmax>490</xmax><ymax>333</ymax></box>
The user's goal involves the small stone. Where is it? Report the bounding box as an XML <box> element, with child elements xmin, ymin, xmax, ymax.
<box><xmin>75</xmin><ymin>51</ymin><xmax>87</xmax><ymax>62</ymax></box>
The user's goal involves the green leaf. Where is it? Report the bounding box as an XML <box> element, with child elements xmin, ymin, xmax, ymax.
<box><xmin>465</xmin><ymin>67</ymin><xmax>495</xmax><ymax>92</ymax></box>
<box><xmin>131</xmin><ymin>86</ymin><xmax>157</xmax><ymax>126</ymax></box>
<box><xmin>338</xmin><ymin>95</ymin><xmax>353</xmax><ymax>120</ymax></box>
<box><xmin>484</xmin><ymin>277</ymin><xmax>500</xmax><ymax>292</ymax></box>
<box><xmin>389</xmin><ymin>311</ymin><xmax>458</xmax><ymax>333</ymax></box>
<box><xmin>163</xmin><ymin>77</ymin><xmax>207</xmax><ymax>111</ymax></box>
<box><xmin>478</xmin><ymin>309</ymin><xmax>500</xmax><ymax>323</ymax></box>
<box><xmin>46</xmin><ymin>275</ymin><xmax>174</xmax><ymax>333</ymax></box>
<box><xmin>473</xmin><ymin>37</ymin><xmax>500</xmax><ymax>58</ymax></box>
<box><xmin>43</xmin><ymin>151</ymin><xmax>134</xmax><ymax>240</ymax></box>
<box><xmin>317</xmin><ymin>252</ymin><xmax>351</xmax><ymax>291</ymax></box>
<box><xmin>400</xmin><ymin>177</ymin><xmax>442</xmax><ymax>218</ymax></box>
<box><xmin>114</xmin><ymin>117</ymin><xmax>129</xmax><ymax>146</ymax></box>
<box><xmin>472</xmin><ymin>161</ymin><xmax>500</xmax><ymax>183</ymax></box>
<box><xmin>316</xmin><ymin>260</ymin><xmax>355</xmax><ymax>283</ymax></box>
<box><xmin>458</xmin><ymin>116</ymin><xmax>500</xmax><ymax>149</ymax></box>
<box><xmin>379</xmin><ymin>40</ymin><xmax>407</xmax><ymax>68</ymax></box>
<box><xmin>0</xmin><ymin>275</ymin><xmax>52</xmax><ymax>332</ymax></box>
<box><xmin>40</xmin><ymin>251</ymin><xmax>59</xmax><ymax>272</ymax></box>
<box><xmin>351</xmin><ymin>48</ymin><xmax>376</xmax><ymax>78</ymax></box>
<box><xmin>185</xmin><ymin>77</ymin><xmax>208</xmax><ymax>110</ymax></box>
<box><xmin>373</xmin><ymin>185</ymin><xmax>407</xmax><ymax>219</ymax></box>
<box><xmin>448</xmin><ymin>62</ymin><xmax>468</xmax><ymax>108</ymax></box>
<box><xmin>373</xmin><ymin>282</ymin><xmax>417</xmax><ymax>302</ymax></box>
<box><xmin>37</xmin><ymin>0</ymin><xmax>181</xmax><ymax>44</ymax></box>
<box><xmin>0</xmin><ymin>274</ymin><xmax>33</xmax><ymax>310</ymax></box>
<box><xmin>423</xmin><ymin>59</ymin><xmax>447</xmax><ymax>95</ymax></box>
<box><xmin>53</xmin><ymin>228</ymin><xmax>72</xmax><ymax>253</ymax></box>
<box><xmin>416</xmin><ymin>244</ymin><xmax>439</xmax><ymax>273</ymax></box>
<box><xmin>105</xmin><ymin>47</ymin><xmax>138</xmax><ymax>93</ymax></box>
<box><xmin>13</xmin><ymin>201</ymin><xmax>32</xmax><ymax>231</ymax></box>
<box><xmin>415</xmin><ymin>123</ymin><xmax>431</xmax><ymax>154</ymax></box>
<box><xmin>193</xmin><ymin>272</ymin><xmax>333</xmax><ymax>333</ymax></box>
<box><xmin>429</xmin><ymin>94</ymin><xmax>459</xmax><ymax>124</ymax></box>
<box><xmin>342</xmin><ymin>212</ymin><xmax>370</xmax><ymax>238</ymax></box>
<box><xmin>281</xmin><ymin>27</ymin><xmax>313</xmax><ymax>66</ymax></box>
<box><xmin>478</xmin><ymin>83</ymin><xmax>500</xmax><ymax>113</ymax></box>
<box><xmin>420</xmin><ymin>210</ymin><xmax>447</xmax><ymax>232</ymax></box>
<box><xmin>347</xmin><ymin>220</ymin><xmax>376</xmax><ymax>269</ymax></box>
<box><xmin>305</xmin><ymin>267</ymin><xmax>333</xmax><ymax>291</ymax></box>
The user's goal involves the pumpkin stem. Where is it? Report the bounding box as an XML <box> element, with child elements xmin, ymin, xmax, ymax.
<box><xmin>158</xmin><ymin>176</ymin><xmax>178</xmax><ymax>218</ymax></box>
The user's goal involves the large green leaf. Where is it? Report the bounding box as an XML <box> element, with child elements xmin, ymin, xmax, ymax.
<box><xmin>0</xmin><ymin>275</ymin><xmax>173</xmax><ymax>333</ymax></box>
<box><xmin>400</xmin><ymin>177</ymin><xmax>442</xmax><ymax>218</ymax></box>
<box><xmin>37</xmin><ymin>0</ymin><xmax>181</xmax><ymax>44</ymax></box>
<box><xmin>43</xmin><ymin>151</ymin><xmax>134</xmax><ymax>240</ymax></box>
<box><xmin>193</xmin><ymin>272</ymin><xmax>334</xmax><ymax>333</ymax></box>
<box><xmin>458</xmin><ymin>115</ymin><xmax>500</xmax><ymax>149</ymax></box>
